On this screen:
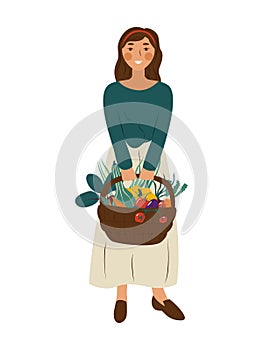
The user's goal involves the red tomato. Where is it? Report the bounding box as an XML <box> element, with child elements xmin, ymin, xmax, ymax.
<box><xmin>135</xmin><ymin>212</ymin><xmax>146</xmax><ymax>223</ymax></box>
<box><xmin>135</xmin><ymin>198</ymin><xmax>148</xmax><ymax>208</ymax></box>
<box><xmin>158</xmin><ymin>201</ymin><xmax>165</xmax><ymax>208</ymax></box>
<box><xmin>159</xmin><ymin>216</ymin><xmax>168</xmax><ymax>224</ymax></box>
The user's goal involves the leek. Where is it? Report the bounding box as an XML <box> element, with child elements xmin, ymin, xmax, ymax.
<box><xmin>112</xmin><ymin>162</ymin><xmax>135</xmax><ymax>208</ymax></box>
<box><xmin>175</xmin><ymin>183</ymin><xmax>188</xmax><ymax>197</ymax></box>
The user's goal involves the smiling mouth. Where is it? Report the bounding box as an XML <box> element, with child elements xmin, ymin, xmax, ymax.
<box><xmin>135</xmin><ymin>60</ymin><xmax>143</xmax><ymax>64</ymax></box>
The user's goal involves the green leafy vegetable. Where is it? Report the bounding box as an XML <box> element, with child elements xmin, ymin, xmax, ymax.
<box><xmin>100</xmin><ymin>160</ymin><xmax>110</xmax><ymax>175</ymax></box>
<box><xmin>154</xmin><ymin>180</ymin><xmax>167</xmax><ymax>199</ymax></box>
<box><xmin>86</xmin><ymin>174</ymin><xmax>103</xmax><ymax>193</ymax></box>
<box><xmin>175</xmin><ymin>183</ymin><xmax>188</xmax><ymax>197</ymax></box>
<box><xmin>112</xmin><ymin>162</ymin><xmax>135</xmax><ymax>208</ymax></box>
<box><xmin>173</xmin><ymin>180</ymin><xmax>180</xmax><ymax>196</ymax></box>
<box><xmin>97</xmin><ymin>162</ymin><xmax>106</xmax><ymax>183</ymax></box>
<box><xmin>75</xmin><ymin>191</ymin><xmax>99</xmax><ymax>207</ymax></box>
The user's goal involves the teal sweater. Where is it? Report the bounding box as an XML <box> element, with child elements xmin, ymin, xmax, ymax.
<box><xmin>103</xmin><ymin>81</ymin><xmax>173</xmax><ymax>171</ymax></box>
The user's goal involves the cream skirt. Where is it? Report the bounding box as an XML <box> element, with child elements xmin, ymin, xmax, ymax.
<box><xmin>89</xmin><ymin>142</ymin><xmax>178</xmax><ymax>288</ymax></box>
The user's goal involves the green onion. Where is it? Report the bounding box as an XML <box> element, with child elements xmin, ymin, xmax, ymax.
<box><xmin>175</xmin><ymin>183</ymin><xmax>188</xmax><ymax>197</ymax></box>
<box><xmin>173</xmin><ymin>180</ymin><xmax>180</xmax><ymax>196</ymax></box>
<box><xmin>100</xmin><ymin>160</ymin><xmax>110</xmax><ymax>175</ymax></box>
<box><xmin>97</xmin><ymin>162</ymin><xmax>106</xmax><ymax>182</ymax></box>
<box><xmin>112</xmin><ymin>162</ymin><xmax>135</xmax><ymax>208</ymax></box>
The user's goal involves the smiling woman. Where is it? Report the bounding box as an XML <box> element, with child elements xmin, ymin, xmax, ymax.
<box><xmin>122</xmin><ymin>38</ymin><xmax>155</xmax><ymax>69</ymax></box>
<box><xmin>89</xmin><ymin>27</ymin><xmax>185</xmax><ymax>324</ymax></box>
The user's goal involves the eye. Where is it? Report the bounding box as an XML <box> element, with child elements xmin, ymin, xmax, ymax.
<box><xmin>144</xmin><ymin>48</ymin><xmax>149</xmax><ymax>51</ymax></box>
<box><xmin>128</xmin><ymin>48</ymin><xmax>133</xmax><ymax>51</ymax></box>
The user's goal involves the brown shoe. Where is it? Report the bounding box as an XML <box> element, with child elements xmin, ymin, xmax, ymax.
<box><xmin>114</xmin><ymin>300</ymin><xmax>127</xmax><ymax>323</ymax></box>
<box><xmin>152</xmin><ymin>296</ymin><xmax>185</xmax><ymax>320</ymax></box>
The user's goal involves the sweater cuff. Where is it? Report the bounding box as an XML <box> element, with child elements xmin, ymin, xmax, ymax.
<box><xmin>118</xmin><ymin>159</ymin><xmax>133</xmax><ymax>170</ymax></box>
<box><xmin>143</xmin><ymin>160</ymin><xmax>156</xmax><ymax>171</ymax></box>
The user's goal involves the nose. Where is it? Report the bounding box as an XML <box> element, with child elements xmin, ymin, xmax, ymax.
<box><xmin>139</xmin><ymin>49</ymin><xmax>142</xmax><ymax>56</ymax></box>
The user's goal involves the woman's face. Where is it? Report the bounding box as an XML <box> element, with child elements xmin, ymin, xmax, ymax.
<box><xmin>122</xmin><ymin>37</ymin><xmax>155</xmax><ymax>72</ymax></box>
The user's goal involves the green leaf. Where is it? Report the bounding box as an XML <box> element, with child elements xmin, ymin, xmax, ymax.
<box><xmin>75</xmin><ymin>191</ymin><xmax>99</xmax><ymax>207</ymax></box>
<box><xmin>135</xmin><ymin>158</ymin><xmax>144</xmax><ymax>174</ymax></box>
<box><xmin>154</xmin><ymin>161</ymin><xmax>160</xmax><ymax>176</ymax></box>
<box><xmin>100</xmin><ymin>160</ymin><xmax>110</xmax><ymax>175</ymax></box>
<box><xmin>175</xmin><ymin>183</ymin><xmax>188</xmax><ymax>197</ymax></box>
<box><xmin>97</xmin><ymin>162</ymin><xmax>106</xmax><ymax>182</ymax></box>
<box><xmin>173</xmin><ymin>180</ymin><xmax>180</xmax><ymax>196</ymax></box>
<box><xmin>86</xmin><ymin>174</ymin><xmax>103</xmax><ymax>193</ymax></box>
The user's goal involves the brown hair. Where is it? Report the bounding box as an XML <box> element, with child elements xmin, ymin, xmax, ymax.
<box><xmin>114</xmin><ymin>27</ymin><xmax>162</xmax><ymax>81</ymax></box>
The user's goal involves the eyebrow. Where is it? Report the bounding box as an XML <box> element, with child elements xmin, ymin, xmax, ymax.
<box><xmin>127</xmin><ymin>43</ymin><xmax>134</xmax><ymax>45</ymax></box>
<box><xmin>143</xmin><ymin>43</ymin><xmax>149</xmax><ymax>45</ymax></box>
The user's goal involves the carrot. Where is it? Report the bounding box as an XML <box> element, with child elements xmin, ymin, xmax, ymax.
<box><xmin>164</xmin><ymin>198</ymin><xmax>172</xmax><ymax>208</ymax></box>
<box><xmin>111</xmin><ymin>197</ymin><xmax>126</xmax><ymax>208</ymax></box>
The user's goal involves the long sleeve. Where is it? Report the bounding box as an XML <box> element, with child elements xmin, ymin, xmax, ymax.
<box><xmin>143</xmin><ymin>85</ymin><xmax>173</xmax><ymax>171</ymax></box>
<box><xmin>103</xmin><ymin>86</ymin><xmax>132</xmax><ymax>170</ymax></box>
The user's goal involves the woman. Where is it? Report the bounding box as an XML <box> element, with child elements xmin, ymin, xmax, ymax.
<box><xmin>89</xmin><ymin>27</ymin><xmax>185</xmax><ymax>322</ymax></box>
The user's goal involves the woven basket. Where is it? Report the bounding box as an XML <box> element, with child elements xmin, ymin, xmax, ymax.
<box><xmin>97</xmin><ymin>174</ymin><xmax>176</xmax><ymax>245</ymax></box>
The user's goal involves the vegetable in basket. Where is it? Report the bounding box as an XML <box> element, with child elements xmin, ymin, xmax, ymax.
<box><xmin>111</xmin><ymin>161</ymin><xmax>135</xmax><ymax>208</ymax></box>
<box><xmin>75</xmin><ymin>191</ymin><xmax>99</xmax><ymax>207</ymax></box>
<box><xmin>75</xmin><ymin>160</ymin><xmax>116</xmax><ymax>208</ymax></box>
<box><xmin>75</xmin><ymin>158</ymin><xmax>188</xmax><ymax>209</ymax></box>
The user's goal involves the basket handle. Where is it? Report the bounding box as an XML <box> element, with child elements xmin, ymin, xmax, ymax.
<box><xmin>101</xmin><ymin>174</ymin><xmax>175</xmax><ymax>208</ymax></box>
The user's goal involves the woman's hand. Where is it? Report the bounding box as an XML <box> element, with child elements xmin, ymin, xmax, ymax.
<box><xmin>120</xmin><ymin>167</ymin><xmax>136</xmax><ymax>181</ymax></box>
<box><xmin>139</xmin><ymin>168</ymin><xmax>155</xmax><ymax>181</ymax></box>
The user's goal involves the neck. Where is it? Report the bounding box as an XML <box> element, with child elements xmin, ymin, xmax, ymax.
<box><xmin>131</xmin><ymin>70</ymin><xmax>146</xmax><ymax>81</ymax></box>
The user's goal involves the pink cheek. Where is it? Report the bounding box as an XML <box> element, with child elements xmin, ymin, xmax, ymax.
<box><xmin>145</xmin><ymin>52</ymin><xmax>153</xmax><ymax>61</ymax></box>
<box><xmin>124</xmin><ymin>52</ymin><xmax>132</xmax><ymax>61</ymax></box>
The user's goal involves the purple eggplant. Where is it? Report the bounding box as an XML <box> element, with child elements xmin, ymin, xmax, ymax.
<box><xmin>146</xmin><ymin>199</ymin><xmax>159</xmax><ymax>209</ymax></box>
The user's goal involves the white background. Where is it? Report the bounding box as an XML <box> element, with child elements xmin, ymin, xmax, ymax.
<box><xmin>1</xmin><ymin>0</ymin><xmax>263</xmax><ymax>349</ymax></box>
